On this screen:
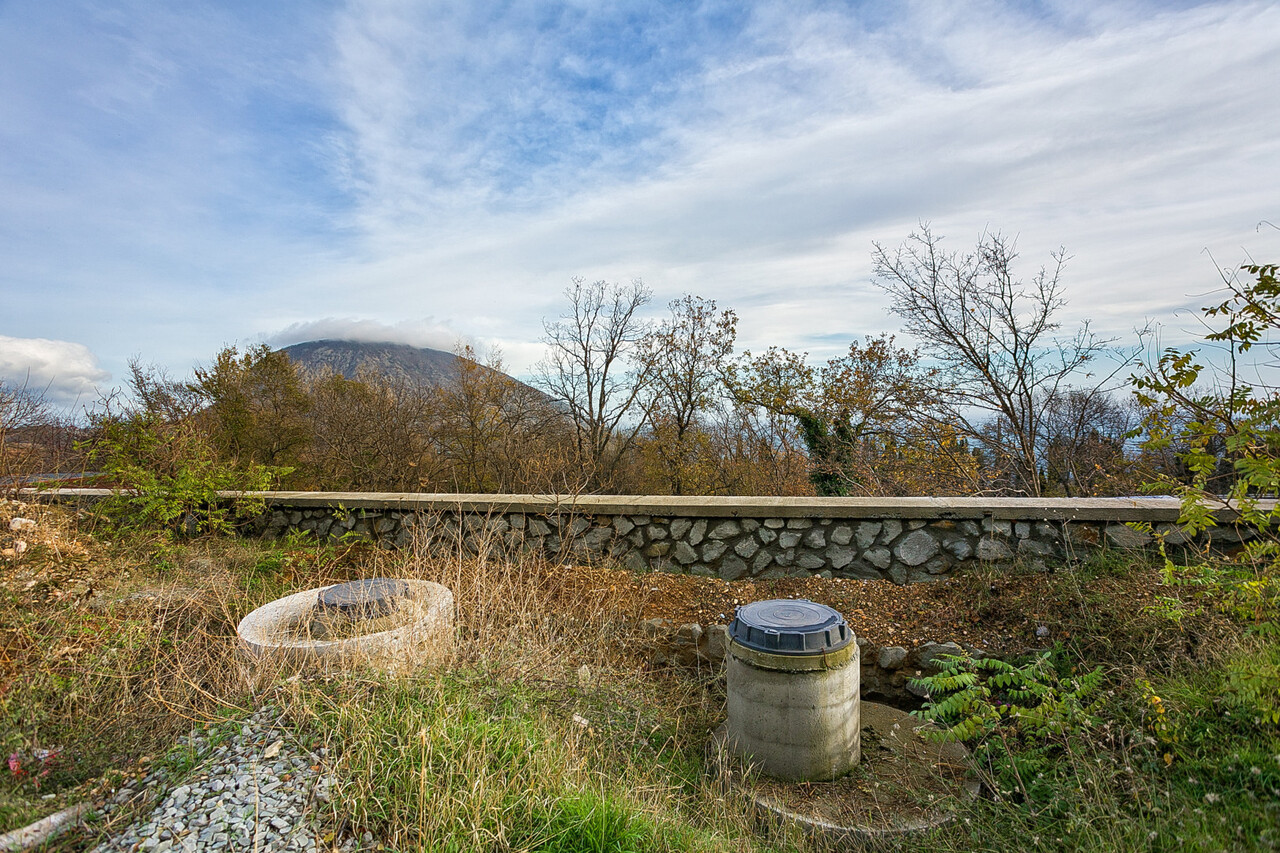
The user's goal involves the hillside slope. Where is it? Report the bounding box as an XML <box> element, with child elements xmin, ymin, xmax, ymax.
<box><xmin>280</xmin><ymin>340</ymin><xmax>543</xmax><ymax>397</ymax></box>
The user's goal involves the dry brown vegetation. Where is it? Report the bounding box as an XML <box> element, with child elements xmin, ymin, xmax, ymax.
<box><xmin>3</xmin><ymin>495</ymin><xmax>1264</xmax><ymax>851</ymax></box>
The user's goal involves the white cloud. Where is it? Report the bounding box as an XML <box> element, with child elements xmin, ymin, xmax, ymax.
<box><xmin>3</xmin><ymin>0</ymin><xmax>1279</xmax><ymax>388</ymax></box>
<box><xmin>308</xmin><ymin>0</ymin><xmax>1280</xmax><ymax>371</ymax></box>
<box><xmin>264</xmin><ymin>317</ymin><xmax>464</xmax><ymax>352</ymax></box>
<box><xmin>0</xmin><ymin>336</ymin><xmax>110</xmax><ymax>408</ymax></box>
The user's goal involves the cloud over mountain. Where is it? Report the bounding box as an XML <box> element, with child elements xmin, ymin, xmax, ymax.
<box><xmin>265</xmin><ymin>318</ymin><xmax>463</xmax><ymax>352</ymax></box>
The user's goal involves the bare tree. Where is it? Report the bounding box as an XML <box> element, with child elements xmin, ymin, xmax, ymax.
<box><xmin>0</xmin><ymin>379</ymin><xmax>54</xmax><ymax>488</ymax></box>
<box><xmin>872</xmin><ymin>225</ymin><xmax>1116</xmax><ymax>495</ymax></box>
<box><xmin>430</xmin><ymin>345</ymin><xmax>576</xmax><ymax>493</ymax></box>
<box><xmin>1042</xmin><ymin>389</ymin><xmax>1143</xmax><ymax>496</ymax></box>
<box><xmin>638</xmin><ymin>295</ymin><xmax>737</xmax><ymax>494</ymax></box>
<box><xmin>535</xmin><ymin>278</ymin><xmax>654</xmax><ymax>489</ymax></box>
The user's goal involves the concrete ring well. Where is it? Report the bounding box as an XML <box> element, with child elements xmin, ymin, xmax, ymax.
<box><xmin>237</xmin><ymin>579</ymin><xmax>454</xmax><ymax>674</ymax></box>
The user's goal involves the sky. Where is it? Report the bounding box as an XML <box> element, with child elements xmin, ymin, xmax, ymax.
<box><xmin>2</xmin><ymin>0</ymin><xmax>1278</xmax><ymax>409</ymax></box>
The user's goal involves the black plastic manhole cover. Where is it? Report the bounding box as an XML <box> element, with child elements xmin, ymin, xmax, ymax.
<box><xmin>729</xmin><ymin>599</ymin><xmax>851</xmax><ymax>654</ymax></box>
<box><xmin>318</xmin><ymin>578</ymin><xmax>409</xmax><ymax>620</ymax></box>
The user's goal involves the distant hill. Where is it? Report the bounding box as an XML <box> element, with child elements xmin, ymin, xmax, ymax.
<box><xmin>280</xmin><ymin>340</ymin><xmax>545</xmax><ymax>398</ymax></box>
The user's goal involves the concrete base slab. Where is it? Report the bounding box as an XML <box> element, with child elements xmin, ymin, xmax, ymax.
<box><xmin>710</xmin><ymin>702</ymin><xmax>977</xmax><ymax>847</ymax></box>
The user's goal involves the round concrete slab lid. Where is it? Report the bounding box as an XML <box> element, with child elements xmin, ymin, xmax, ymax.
<box><xmin>318</xmin><ymin>578</ymin><xmax>409</xmax><ymax>619</ymax></box>
<box><xmin>729</xmin><ymin>599</ymin><xmax>852</xmax><ymax>655</ymax></box>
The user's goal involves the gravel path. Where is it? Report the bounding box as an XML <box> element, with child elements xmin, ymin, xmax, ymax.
<box><xmin>90</xmin><ymin>708</ymin><xmax>361</xmax><ymax>853</ymax></box>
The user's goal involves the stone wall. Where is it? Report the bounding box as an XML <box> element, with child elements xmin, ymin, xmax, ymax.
<box><xmin>243</xmin><ymin>492</ymin><xmax>1269</xmax><ymax>584</ymax></box>
<box><xmin>36</xmin><ymin>490</ymin><xmax>1270</xmax><ymax>584</ymax></box>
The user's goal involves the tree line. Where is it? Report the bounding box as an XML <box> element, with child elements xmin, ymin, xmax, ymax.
<box><xmin>2</xmin><ymin>227</ymin><xmax>1275</xmax><ymax>501</ymax></box>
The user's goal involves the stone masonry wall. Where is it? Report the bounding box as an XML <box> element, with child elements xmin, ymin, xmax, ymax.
<box><xmin>34</xmin><ymin>490</ymin><xmax>1268</xmax><ymax>585</ymax></box>
<box><xmin>251</xmin><ymin>494</ymin><xmax>1251</xmax><ymax>584</ymax></box>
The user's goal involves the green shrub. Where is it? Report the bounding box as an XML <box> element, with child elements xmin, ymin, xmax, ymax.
<box><xmin>83</xmin><ymin>410</ymin><xmax>285</xmax><ymax>537</ymax></box>
<box><xmin>911</xmin><ymin>651</ymin><xmax>1105</xmax><ymax>808</ymax></box>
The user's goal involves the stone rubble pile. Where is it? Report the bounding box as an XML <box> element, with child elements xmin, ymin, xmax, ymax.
<box><xmin>91</xmin><ymin>708</ymin><xmax>360</xmax><ymax>853</ymax></box>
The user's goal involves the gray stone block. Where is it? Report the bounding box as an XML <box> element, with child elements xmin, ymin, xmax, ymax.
<box><xmin>917</xmin><ymin>641</ymin><xmax>965</xmax><ymax>671</ymax></box>
<box><xmin>622</xmin><ymin>552</ymin><xmax>649</xmax><ymax>572</ymax></box>
<box><xmin>705</xmin><ymin>625</ymin><xmax>729</xmax><ymax>662</ymax></box>
<box><xmin>647</xmin><ymin>524</ymin><xmax>670</xmax><ymax>540</ymax></box>
<box><xmin>778</xmin><ymin>531</ymin><xmax>802</xmax><ymax>548</ymax></box>
<box><xmin>670</xmin><ymin>518</ymin><xmax>692</xmax><ymax>539</ymax></box>
<box><xmin>763</xmin><ymin>517</ymin><xmax>785</xmax><ymax>529</ymax></box>
<box><xmin>708</xmin><ymin>520</ymin><xmax>741</xmax><ymax>540</ymax></box>
<box><xmin>673</xmin><ymin>541</ymin><xmax>699</xmax><ymax>564</ymax></box>
<box><xmin>982</xmin><ymin>518</ymin><xmax>1013</xmax><ymax>537</ymax></box>
<box><xmin>864</xmin><ymin>547</ymin><xmax>891</xmax><ymax>569</ymax></box>
<box><xmin>804</xmin><ymin>528</ymin><xmax>827</xmax><ymax>548</ymax></box>
<box><xmin>796</xmin><ymin>553</ymin><xmax>825</xmax><ymax>570</ymax></box>
<box><xmin>977</xmin><ymin>538</ymin><xmax>1013</xmax><ymax>561</ymax></box>
<box><xmin>688</xmin><ymin>519</ymin><xmax>707</xmax><ymax>546</ymax></box>
<box><xmin>841</xmin><ymin>561</ymin><xmax>885</xmax><ymax>580</ymax></box>
<box><xmin>880</xmin><ymin>519</ymin><xmax>903</xmax><ymax>542</ymax></box>
<box><xmin>583</xmin><ymin>527</ymin><xmax>613</xmax><ymax>551</ymax></box>
<box><xmin>829</xmin><ymin>545</ymin><xmax>855</xmax><ymax>569</ymax></box>
<box><xmin>786</xmin><ymin>518</ymin><xmax>814</xmax><ymax>529</ymax></box>
<box><xmin>735</xmin><ymin>538</ymin><xmax>760</xmax><ymax>559</ymax></box>
<box><xmin>877</xmin><ymin>646</ymin><xmax>908</xmax><ymax>670</ymax></box>
<box><xmin>1155</xmin><ymin>522</ymin><xmax>1194</xmax><ymax>546</ymax></box>
<box><xmin>855</xmin><ymin>521</ymin><xmax>881</xmax><ymax>550</ymax></box>
<box><xmin>701</xmin><ymin>540</ymin><xmax>728</xmax><ymax>561</ymax></box>
<box><xmin>1017</xmin><ymin>538</ymin><xmax>1057</xmax><ymax>557</ymax></box>
<box><xmin>757</xmin><ymin>527</ymin><xmax>777</xmax><ymax>544</ymax></box>
<box><xmin>830</xmin><ymin>525</ymin><xmax>853</xmax><ymax>545</ymax></box>
<box><xmin>719</xmin><ymin>556</ymin><xmax>748</xmax><ymax>580</ymax></box>
<box><xmin>894</xmin><ymin>530</ymin><xmax>939</xmax><ymax>566</ymax></box>
<box><xmin>1207</xmin><ymin>525</ymin><xmax>1252</xmax><ymax>543</ymax></box>
<box><xmin>1034</xmin><ymin>522</ymin><xmax>1061</xmax><ymax>540</ymax></box>
<box><xmin>1105</xmin><ymin>524</ymin><xmax>1152</xmax><ymax>549</ymax></box>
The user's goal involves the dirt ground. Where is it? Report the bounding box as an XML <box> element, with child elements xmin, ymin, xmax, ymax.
<box><xmin>540</xmin><ymin>557</ymin><xmax>1176</xmax><ymax>656</ymax></box>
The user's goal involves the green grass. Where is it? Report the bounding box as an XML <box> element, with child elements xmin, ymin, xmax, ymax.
<box><xmin>288</xmin><ymin>672</ymin><xmax>729</xmax><ymax>852</ymax></box>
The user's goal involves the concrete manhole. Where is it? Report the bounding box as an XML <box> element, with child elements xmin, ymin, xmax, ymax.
<box><xmin>714</xmin><ymin>599</ymin><xmax>976</xmax><ymax>848</ymax></box>
<box><xmin>711</xmin><ymin>702</ymin><xmax>976</xmax><ymax>846</ymax></box>
<box><xmin>237</xmin><ymin>578</ymin><xmax>454</xmax><ymax>674</ymax></box>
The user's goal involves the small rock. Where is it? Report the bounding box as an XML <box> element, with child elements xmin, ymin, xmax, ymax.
<box><xmin>877</xmin><ymin>646</ymin><xmax>909</xmax><ymax>670</ymax></box>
